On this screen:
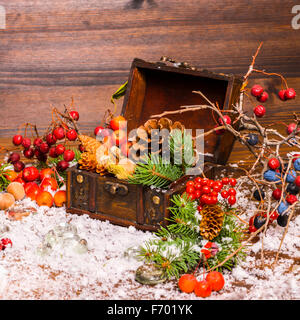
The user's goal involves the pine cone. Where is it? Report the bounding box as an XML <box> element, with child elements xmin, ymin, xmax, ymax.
<box><xmin>78</xmin><ymin>152</ymin><xmax>97</xmax><ymax>172</ymax></box>
<box><xmin>78</xmin><ymin>135</ymin><xmax>102</xmax><ymax>154</ymax></box>
<box><xmin>130</xmin><ymin>117</ymin><xmax>185</xmax><ymax>162</ymax></box>
<box><xmin>200</xmin><ymin>204</ymin><xmax>225</xmax><ymax>240</ymax></box>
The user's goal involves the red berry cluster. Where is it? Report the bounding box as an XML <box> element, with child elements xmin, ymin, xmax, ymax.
<box><xmin>11</xmin><ymin>110</ymin><xmax>80</xmax><ymax>172</ymax></box>
<box><xmin>0</xmin><ymin>238</ymin><xmax>12</xmax><ymax>251</ymax></box>
<box><xmin>278</xmin><ymin>88</ymin><xmax>296</xmax><ymax>101</ymax></box>
<box><xmin>178</xmin><ymin>271</ymin><xmax>225</xmax><ymax>298</ymax></box>
<box><xmin>251</xmin><ymin>84</ymin><xmax>296</xmax><ymax>119</ymax></box>
<box><xmin>184</xmin><ymin>176</ymin><xmax>237</xmax><ymax>208</ymax></box>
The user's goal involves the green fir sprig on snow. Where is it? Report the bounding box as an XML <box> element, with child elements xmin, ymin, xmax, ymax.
<box><xmin>138</xmin><ymin>194</ymin><xmax>247</xmax><ymax>279</ymax></box>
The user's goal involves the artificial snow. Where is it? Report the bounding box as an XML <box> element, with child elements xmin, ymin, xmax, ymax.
<box><xmin>0</xmin><ymin>176</ymin><xmax>299</xmax><ymax>300</ymax></box>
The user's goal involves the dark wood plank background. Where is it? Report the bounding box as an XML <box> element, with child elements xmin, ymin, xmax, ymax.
<box><xmin>0</xmin><ymin>0</ymin><xmax>300</xmax><ymax>164</ymax></box>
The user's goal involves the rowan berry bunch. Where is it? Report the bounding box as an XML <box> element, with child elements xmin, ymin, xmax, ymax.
<box><xmin>9</xmin><ymin>100</ymin><xmax>81</xmax><ymax>173</ymax></box>
<box><xmin>183</xmin><ymin>176</ymin><xmax>237</xmax><ymax>209</ymax></box>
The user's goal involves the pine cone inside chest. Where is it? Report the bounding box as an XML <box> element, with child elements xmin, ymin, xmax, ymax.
<box><xmin>129</xmin><ymin>117</ymin><xmax>185</xmax><ymax>162</ymax></box>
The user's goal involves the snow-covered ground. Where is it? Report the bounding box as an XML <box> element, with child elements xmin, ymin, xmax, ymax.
<box><xmin>0</xmin><ymin>184</ymin><xmax>299</xmax><ymax>300</ymax></box>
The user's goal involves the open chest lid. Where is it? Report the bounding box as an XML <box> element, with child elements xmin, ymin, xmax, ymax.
<box><xmin>121</xmin><ymin>58</ymin><xmax>243</xmax><ymax>165</ymax></box>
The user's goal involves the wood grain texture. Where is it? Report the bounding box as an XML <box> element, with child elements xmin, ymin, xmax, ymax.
<box><xmin>0</xmin><ymin>0</ymin><xmax>299</xmax><ymax>146</ymax></box>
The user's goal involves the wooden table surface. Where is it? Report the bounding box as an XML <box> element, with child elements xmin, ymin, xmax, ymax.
<box><xmin>0</xmin><ymin>0</ymin><xmax>299</xmax><ymax>138</ymax></box>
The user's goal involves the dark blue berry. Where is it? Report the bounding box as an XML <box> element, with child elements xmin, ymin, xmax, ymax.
<box><xmin>254</xmin><ymin>215</ymin><xmax>266</xmax><ymax>229</ymax></box>
<box><xmin>253</xmin><ymin>189</ymin><xmax>265</xmax><ymax>201</ymax></box>
<box><xmin>247</xmin><ymin>134</ymin><xmax>259</xmax><ymax>146</ymax></box>
<box><xmin>286</xmin><ymin>183</ymin><xmax>299</xmax><ymax>195</ymax></box>
<box><xmin>277</xmin><ymin>214</ymin><xmax>289</xmax><ymax>227</ymax></box>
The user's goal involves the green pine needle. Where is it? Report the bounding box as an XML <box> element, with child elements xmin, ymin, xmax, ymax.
<box><xmin>138</xmin><ymin>195</ymin><xmax>247</xmax><ymax>279</ymax></box>
<box><xmin>128</xmin><ymin>154</ymin><xmax>183</xmax><ymax>189</ymax></box>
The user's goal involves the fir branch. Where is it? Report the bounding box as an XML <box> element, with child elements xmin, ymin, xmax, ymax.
<box><xmin>128</xmin><ymin>154</ymin><xmax>183</xmax><ymax>188</ymax></box>
<box><xmin>138</xmin><ymin>195</ymin><xmax>246</xmax><ymax>279</ymax></box>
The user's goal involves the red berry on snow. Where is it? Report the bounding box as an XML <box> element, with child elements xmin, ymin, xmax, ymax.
<box><xmin>178</xmin><ymin>274</ymin><xmax>197</xmax><ymax>293</ymax></box>
<box><xmin>12</xmin><ymin>135</ymin><xmax>23</xmax><ymax>146</ymax></box>
<box><xmin>268</xmin><ymin>158</ymin><xmax>280</xmax><ymax>170</ymax></box>
<box><xmin>257</xmin><ymin>91</ymin><xmax>269</xmax><ymax>103</ymax></box>
<box><xmin>253</xmin><ymin>105</ymin><xmax>266</xmax><ymax>118</ymax></box>
<box><xmin>285</xmin><ymin>88</ymin><xmax>296</xmax><ymax>100</ymax></box>
<box><xmin>278</xmin><ymin>90</ymin><xmax>287</xmax><ymax>101</ymax></box>
<box><xmin>251</xmin><ymin>85</ymin><xmax>264</xmax><ymax>97</ymax></box>
<box><xmin>1</xmin><ymin>238</ymin><xmax>12</xmax><ymax>247</ymax></box>
<box><xmin>194</xmin><ymin>280</ymin><xmax>212</xmax><ymax>298</ymax></box>
<box><xmin>206</xmin><ymin>271</ymin><xmax>225</xmax><ymax>292</ymax></box>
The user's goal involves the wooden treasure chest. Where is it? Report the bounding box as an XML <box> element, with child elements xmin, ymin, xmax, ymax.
<box><xmin>66</xmin><ymin>58</ymin><xmax>243</xmax><ymax>231</ymax></box>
